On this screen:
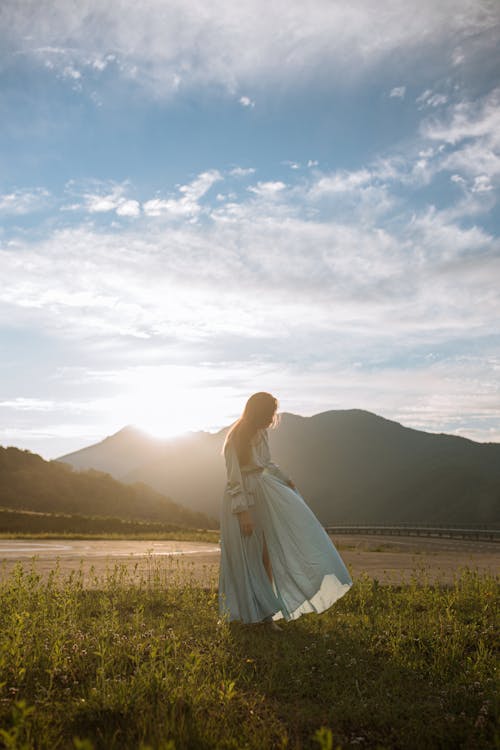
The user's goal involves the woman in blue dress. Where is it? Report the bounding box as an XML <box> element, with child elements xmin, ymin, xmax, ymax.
<box><xmin>218</xmin><ymin>392</ymin><xmax>352</xmax><ymax>627</ymax></box>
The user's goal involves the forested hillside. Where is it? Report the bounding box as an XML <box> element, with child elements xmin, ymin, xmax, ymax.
<box><xmin>0</xmin><ymin>446</ymin><xmax>214</xmax><ymax>528</ymax></box>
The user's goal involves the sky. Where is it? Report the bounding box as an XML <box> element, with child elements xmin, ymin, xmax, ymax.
<box><xmin>1</xmin><ymin>0</ymin><xmax>500</xmax><ymax>459</ymax></box>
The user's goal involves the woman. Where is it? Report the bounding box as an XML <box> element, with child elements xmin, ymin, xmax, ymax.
<box><xmin>218</xmin><ymin>392</ymin><xmax>352</xmax><ymax>626</ymax></box>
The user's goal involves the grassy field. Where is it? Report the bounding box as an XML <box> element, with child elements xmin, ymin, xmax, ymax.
<box><xmin>0</xmin><ymin>559</ymin><xmax>497</xmax><ymax>750</ymax></box>
<box><xmin>0</xmin><ymin>530</ymin><xmax>219</xmax><ymax>543</ymax></box>
<box><xmin>0</xmin><ymin>507</ymin><xmax>218</xmax><ymax>542</ymax></box>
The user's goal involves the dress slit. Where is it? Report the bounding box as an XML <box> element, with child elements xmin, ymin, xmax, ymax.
<box><xmin>261</xmin><ymin>532</ymin><xmax>273</xmax><ymax>583</ymax></box>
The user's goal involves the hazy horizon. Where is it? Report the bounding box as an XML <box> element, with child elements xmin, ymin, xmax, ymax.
<box><xmin>2</xmin><ymin>405</ymin><xmax>499</xmax><ymax>462</ymax></box>
<box><xmin>1</xmin><ymin>1</ymin><xmax>499</xmax><ymax>458</ymax></box>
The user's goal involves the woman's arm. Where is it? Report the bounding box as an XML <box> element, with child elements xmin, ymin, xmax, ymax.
<box><xmin>237</xmin><ymin>510</ymin><xmax>254</xmax><ymax>536</ymax></box>
<box><xmin>225</xmin><ymin>440</ymin><xmax>254</xmax><ymax>514</ymax></box>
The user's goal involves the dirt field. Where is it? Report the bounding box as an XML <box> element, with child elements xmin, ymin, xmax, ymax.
<box><xmin>333</xmin><ymin>533</ymin><xmax>499</xmax><ymax>583</ymax></box>
<box><xmin>0</xmin><ymin>535</ymin><xmax>498</xmax><ymax>586</ymax></box>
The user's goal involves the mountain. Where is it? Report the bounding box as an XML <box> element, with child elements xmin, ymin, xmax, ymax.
<box><xmin>58</xmin><ymin>425</ymin><xmax>167</xmax><ymax>476</ymax></box>
<box><xmin>0</xmin><ymin>446</ymin><xmax>215</xmax><ymax>528</ymax></box>
<box><xmin>58</xmin><ymin>410</ymin><xmax>500</xmax><ymax>525</ymax></box>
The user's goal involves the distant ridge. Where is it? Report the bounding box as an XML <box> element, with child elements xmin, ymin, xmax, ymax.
<box><xmin>58</xmin><ymin>425</ymin><xmax>168</xmax><ymax>476</ymax></box>
<box><xmin>58</xmin><ymin>409</ymin><xmax>500</xmax><ymax>526</ymax></box>
<box><xmin>0</xmin><ymin>446</ymin><xmax>215</xmax><ymax>528</ymax></box>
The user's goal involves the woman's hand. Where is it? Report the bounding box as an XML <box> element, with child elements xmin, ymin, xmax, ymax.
<box><xmin>238</xmin><ymin>510</ymin><xmax>254</xmax><ymax>536</ymax></box>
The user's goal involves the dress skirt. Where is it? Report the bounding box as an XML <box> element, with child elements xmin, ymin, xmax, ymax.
<box><xmin>218</xmin><ymin>468</ymin><xmax>352</xmax><ymax>623</ymax></box>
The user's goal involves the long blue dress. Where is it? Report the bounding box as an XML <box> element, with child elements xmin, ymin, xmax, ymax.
<box><xmin>218</xmin><ymin>428</ymin><xmax>352</xmax><ymax>623</ymax></box>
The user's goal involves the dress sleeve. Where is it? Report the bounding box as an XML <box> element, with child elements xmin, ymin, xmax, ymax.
<box><xmin>260</xmin><ymin>429</ymin><xmax>291</xmax><ymax>484</ymax></box>
<box><xmin>224</xmin><ymin>439</ymin><xmax>252</xmax><ymax>514</ymax></box>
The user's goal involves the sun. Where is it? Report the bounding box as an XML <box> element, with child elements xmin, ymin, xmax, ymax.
<box><xmin>133</xmin><ymin>412</ymin><xmax>192</xmax><ymax>440</ymax></box>
<box><xmin>128</xmin><ymin>391</ymin><xmax>197</xmax><ymax>439</ymax></box>
<box><xmin>114</xmin><ymin>366</ymin><xmax>231</xmax><ymax>440</ymax></box>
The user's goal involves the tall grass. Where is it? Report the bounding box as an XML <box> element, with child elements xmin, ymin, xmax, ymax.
<box><xmin>0</xmin><ymin>559</ymin><xmax>498</xmax><ymax>749</ymax></box>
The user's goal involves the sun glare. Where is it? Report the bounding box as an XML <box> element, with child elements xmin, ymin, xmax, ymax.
<box><xmin>134</xmin><ymin>413</ymin><xmax>194</xmax><ymax>440</ymax></box>
<box><xmin>115</xmin><ymin>367</ymin><xmax>235</xmax><ymax>439</ymax></box>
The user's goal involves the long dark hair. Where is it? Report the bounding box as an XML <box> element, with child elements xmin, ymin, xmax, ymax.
<box><xmin>223</xmin><ymin>392</ymin><xmax>279</xmax><ymax>465</ymax></box>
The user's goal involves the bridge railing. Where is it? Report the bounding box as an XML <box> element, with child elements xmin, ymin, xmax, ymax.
<box><xmin>324</xmin><ymin>524</ymin><xmax>500</xmax><ymax>542</ymax></box>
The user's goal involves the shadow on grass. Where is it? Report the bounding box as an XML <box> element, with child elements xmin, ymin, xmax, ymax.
<box><xmin>225</xmin><ymin>573</ymin><xmax>498</xmax><ymax>750</ymax></box>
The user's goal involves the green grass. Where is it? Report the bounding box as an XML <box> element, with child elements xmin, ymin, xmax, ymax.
<box><xmin>0</xmin><ymin>560</ymin><xmax>498</xmax><ymax>749</ymax></box>
<box><xmin>0</xmin><ymin>507</ymin><xmax>218</xmax><ymax>542</ymax></box>
<box><xmin>0</xmin><ymin>530</ymin><xmax>219</xmax><ymax>543</ymax></box>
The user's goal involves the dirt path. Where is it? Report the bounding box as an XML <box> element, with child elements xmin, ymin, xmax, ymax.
<box><xmin>0</xmin><ymin>535</ymin><xmax>498</xmax><ymax>586</ymax></box>
<box><xmin>334</xmin><ymin>534</ymin><xmax>499</xmax><ymax>583</ymax></box>
<box><xmin>0</xmin><ymin>539</ymin><xmax>220</xmax><ymax>587</ymax></box>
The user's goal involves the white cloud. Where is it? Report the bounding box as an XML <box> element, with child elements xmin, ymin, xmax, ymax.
<box><xmin>310</xmin><ymin>169</ymin><xmax>372</xmax><ymax>195</ymax></box>
<box><xmin>85</xmin><ymin>189</ymin><xmax>123</xmax><ymax>213</ymax></box>
<box><xmin>62</xmin><ymin>181</ymin><xmax>142</xmax><ymax>218</ymax></box>
<box><xmin>143</xmin><ymin>169</ymin><xmax>222</xmax><ymax>218</ymax></box>
<box><xmin>320</xmin><ymin>89</ymin><xmax>500</xmax><ymax>201</ymax></box>
<box><xmin>239</xmin><ymin>95</ymin><xmax>255</xmax><ymax>108</ymax></box>
<box><xmin>62</xmin><ymin>65</ymin><xmax>81</xmax><ymax>80</ymax></box>
<box><xmin>116</xmin><ymin>200</ymin><xmax>141</xmax><ymax>217</ymax></box>
<box><xmin>91</xmin><ymin>54</ymin><xmax>114</xmax><ymax>71</ymax></box>
<box><xmin>0</xmin><ymin>397</ymin><xmax>97</xmax><ymax>413</ymax></box>
<box><xmin>0</xmin><ymin>398</ymin><xmax>56</xmax><ymax>412</ymax></box>
<box><xmin>418</xmin><ymin>89</ymin><xmax>500</xmax><ymax>197</ymax></box>
<box><xmin>88</xmin><ymin>193</ymin><xmax>118</xmax><ymax>212</ymax></box>
<box><xmin>142</xmin><ymin>198</ymin><xmax>193</xmax><ymax>218</ymax></box>
<box><xmin>229</xmin><ymin>167</ymin><xmax>256</xmax><ymax>177</ymax></box>
<box><xmin>248</xmin><ymin>181</ymin><xmax>286</xmax><ymax>197</ymax></box>
<box><xmin>416</xmin><ymin>89</ymin><xmax>448</xmax><ymax>108</ymax></box>
<box><xmin>2</xmin><ymin>0</ymin><xmax>498</xmax><ymax>97</ymax></box>
<box><xmin>422</xmin><ymin>88</ymin><xmax>500</xmax><ymax>146</ymax></box>
<box><xmin>2</xmin><ymin>81</ymin><xmax>500</xmax><ymax>448</ymax></box>
<box><xmin>452</xmin><ymin>48</ymin><xmax>465</xmax><ymax>66</ymax></box>
<box><xmin>180</xmin><ymin>170</ymin><xmax>222</xmax><ymax>201</ymax></box>
<box><xmin>2</xmin><ymin>145</ymin><xmax>499</xmax><ymax>449</ymax></box>
<box><xmin>0</xmin><ymin>188</ymin><xmax>51</xmax><ymax>215</ymax></box>
<box><xmin>441</xmin><ymin>140</ymin><xmax>500</xmax><ymax>181</ymax></box>
<box><xmin>2</xmin><ymin>166</ymin><xmax>498</xmax><ymax>349</ymax></box>
<box><xmin>304</xmin><ymin>166</ymin><xmax>397</xmax><ymax>222</ymax></box>
<box><xmin>389</xmin><ymin>86</ymin><xmax>406</xmax><ymax>99</ymax></box>
<box><xmin>471</xmin><ymin>175</ymin><xmax>493</xmax><ymax>193</ymax></box>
